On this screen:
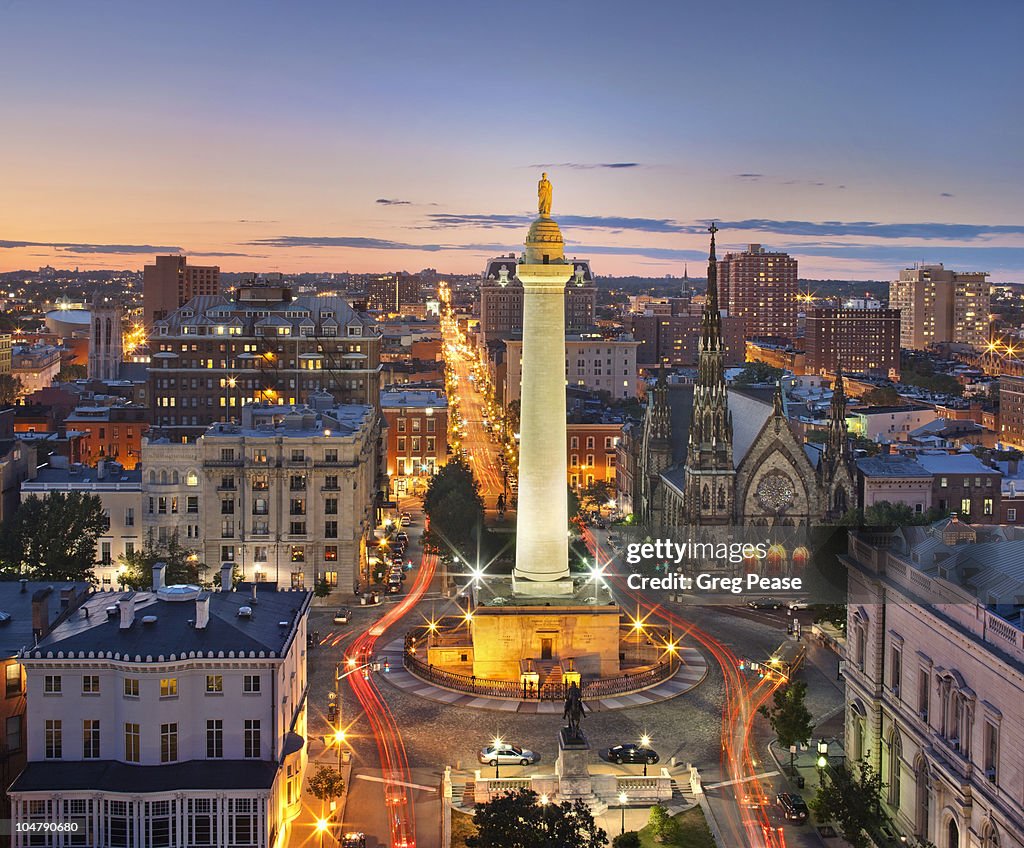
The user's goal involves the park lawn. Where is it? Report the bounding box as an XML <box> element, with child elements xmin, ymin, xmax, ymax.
<box><xmin>451</xmin><ymin>810</ymin><xmax>477</xmax><ymax>847</ymax></box>
<box><xmin>637</xmin><ymin>807</ymin><xmax>716</xmax><ymax>848</ymax></box>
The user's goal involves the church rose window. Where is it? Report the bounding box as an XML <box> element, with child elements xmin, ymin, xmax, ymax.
<box><xmin>756</xmin><ymin>472</ymin><xmax>795</xmax><ymax>512</ymax></box>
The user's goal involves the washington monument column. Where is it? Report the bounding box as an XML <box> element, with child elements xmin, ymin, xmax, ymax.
<box><xmin>512</xmin><ymin>175</ymin><xmax>575</xmax><ymax>596</ymax></box>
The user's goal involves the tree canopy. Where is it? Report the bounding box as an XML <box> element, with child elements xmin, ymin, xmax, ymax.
<box><xmin>466</xmin><ymin>789</ymin><xmax>606</xmax><ymax>848</ymax></box>
<box><xmin>733</xmin><ymin>361</ymin><xmax>784</xmax><ymax>387</ymax></box>
<box><xmin>0</xmin><ymin>492</ymin><xmax>107</xmax><ymax>581</ymax></box>
<box><xmin>117</xmin><ymin>532</ymin><xmax>207</xmax><ymax>589</ymax></box>
<box><xmin>422</xmin><ymin>458</ymin><xmax>486</xmax><ymax>561</ymax></box>
<box><xmin>810</xmin><ymin>759</ymin><xmax>885</xmax><ymax>848</ymax></box>
<box><xmin>764</xmin><ymin>680</ymin><xmax>814</xmax><ymax>752</ymax></box>
<box><xmin>306</xmin><ymin>764</ymin><xmax>345</xmax><ymax>801</ymax></box>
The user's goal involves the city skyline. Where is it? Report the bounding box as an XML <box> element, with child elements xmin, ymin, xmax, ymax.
<box><xmin>2</xmin><ymin>1</ymin><xmax>1023</xmax><ymax>280</ymax></box>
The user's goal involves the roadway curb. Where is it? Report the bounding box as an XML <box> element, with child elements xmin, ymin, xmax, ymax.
<box><xmin>697</xmin><ymin>792</ymin><xmax>729</xmax><ymax>848</ymax></box>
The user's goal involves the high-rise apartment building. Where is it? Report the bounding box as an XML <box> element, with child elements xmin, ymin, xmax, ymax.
<box><xmin>889</xmin><ymin>263</ymin><xmax>990</xmax><ymax>350</ymax></box>
<box><xmin>477</xmin><ymin>255</ymin><xmax>596</xmax><ymax>348</ymax></box>
<box><xmin>366</xmin><ymin>273</ymin><xmax>422</xmax><ymax>314</ymax></box>
<box><xmin>804</xmin><ymin>307</ymin><xmax>901</xmax><ymax>378</ymax></box>
<box><xmin>717</xmin><ymin>244</ymin><xmax>798</xmax><ymax>341</ymax></box>
<box><xmin>143</xmin><ymin>255</ymin><xmax>222</xmax><ymax>327</ymax></box>
<box><xmin>149</xmin><ymin>283</ymin><xmax>382</xmax><ymax>439</ymax></box>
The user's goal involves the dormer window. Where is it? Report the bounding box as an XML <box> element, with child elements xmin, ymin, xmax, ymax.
<box><xmin>347</xmin><ymin>325</ymin><xmax>362</xmax><ymax>337</ymax></box>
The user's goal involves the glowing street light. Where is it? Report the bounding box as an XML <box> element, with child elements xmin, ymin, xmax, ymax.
<box><xmin>492</xmin><ymin>735</ymin><xmax>503</xmax><ymax>779</ymax></box>
<box><xmin>619</xmin><ymin>791</ymin><xmax>628</xmax><ymax>834</ymax></box>
<box><xmin>639</xmin><ymin>734</ymin><xmax>652</xmax><ymax>776</ymax></box>
<box><xmin>315</xmin><ymin>817</ymin><xmax>329</xmax><ymax>848</ymax></box>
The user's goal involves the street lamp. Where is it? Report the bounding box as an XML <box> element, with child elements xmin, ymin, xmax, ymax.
<box><xmin>817</xmin><ymin>739</ymin><xmax>829</xmax><ymax>782</ymax></box>
<box><xmin>631</xmin><ymin>615</ymin><xmax>645</xmax><ymax>664</ymax></box>
<box><xmin>315</xmin><ymin>817</ymin><xmax>329</xmax><ymax>848</ymax></box>
<box><xmin>333</xmin><ymin>729</ymin><xmax>347</xmax><ymax>770</ymax></box>
<box><xmin>619</xmin><ymin>791</ymin><xmax>628</xmax><ymax>834</ymax></box>
<box><xmin>492</xmin><ymin>736</ymin><xmax>503</xmax><ymax>779</ymax></box>
<box><xmin>640</xmin><ymin>734</ymin><xmax>652</xmax><ymax>777</ymax></box>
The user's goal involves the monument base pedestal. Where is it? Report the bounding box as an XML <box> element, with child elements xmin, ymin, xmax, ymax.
<box><xmin>511</xmin><ymin>575</ymin><xmax>575</xmax><ymax>597</ymax></box>
<box><xmin>555</xmin><ymin>728</ymin><xmax>593</xmax><ymax>800</ymax></box>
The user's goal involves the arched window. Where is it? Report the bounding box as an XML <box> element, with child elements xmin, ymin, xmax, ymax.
<box><xmin>947</xmin><ymin>817</ymin><xmax>959</xmax><ymax>848</ymax></box>
<box><xmin>888</xmin><ymin>729</ymin><xmax>902</xmax><ymax>808</ymax></box>
<box><xmin>701</xmin><ymin>485</ymin><xmax>710</xmax><ymax>510</ymax></box>
<box><xmin>982</xmin><ymin>822</ymin><xmax>999</xmax><ymax>848</ymax></box>
<box><xmin>149</xmin><ymin>470</ymin><xmax>156</xmax><ymax>484</ymax></box>
<box><xmin>717</xmin><ymin>486</ymin><xmax>726</xmax><ymax>509</ymax></box>
<box><xmin>914</xmin><ymin>756</ymin><xmax>929</xmax><ymax>839</ymax></box>
<box><xmin>172</xmin><ymin>470</ymin><xmax>179</xmax><ymax>485</ymax></box>
<box><xmin>186</xmin><ymin>471</ymin><xmax>198</xmax><ymax>487</ymax></box>
<box><xmin>160</xmin><ymin>470</ymin><xmax>168</xmax><ymax>485</ymax></box>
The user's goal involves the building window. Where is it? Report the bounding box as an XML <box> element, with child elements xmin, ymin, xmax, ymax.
<box><xmin>229</xmin><ymin>798</ymin><xmax>257</xmax><ymax>846</ymax></box>
<box><xmin>290</xmin><ymin>474</ymin><xmax>307</xmax><ymax>490</ymax></box>
<box><xmin>187</xmin><ymin>495</ymin><xmax>199</xmax><ymax>513</ymax></box>
<box><xmin>983</xmin><ymin>720</ymin><xmax>999</xmax><ymax>783</ymax></box>
<box><xmin>207</xmin><ymin>719</ymin><xmax>223</xmax><ymax>759</ymax></box>
<box><xmin>160</xmin><ymin>678</ymin><xmax>178</xmax><ymax>698</ymax></box>
<box><xmin>206</xmin><ymin>675</ymin><xmax>223</xmax><ymax>694</ymax></box>
<box><xmin>254</xmin><ymin>546</ymin><xmax>268</xmax><ymax>562</ymax></box>
<box><xmin>83</xmin><ymin>719</ymin><xmax>100</xmax><ymax>758</ymax></box>
<box><xmin>325</xmin><ymin>449</ymin><xmax>338</xmax><ymax>463</ymax></box>
<box><xmin>291</xmin><ymin>545</ymin><xmax>305</xmax><ymax>562</ymax></box>
<box><xmin>1009</xmin><ymin>508</ymin><xmax>1018</xmax><ymax>521</ymax></box>
<box><xmin>221</xmin><ymin>545</ymin><xmax>235</xmax><ymax>562</ymax></box>
<box><xmin>160</xmin><ymin>723</ymin><xmax>178</xmax><ymax>762</ymax></box>
<box><xmin>45</xmin><ymin>719</ymin><xmax>62</xmax><ymax>758</ymax></box>
<box><xmin>5</xmin><ymin>663</ymin><xmax>21</xmax><ymax>696</ymax></box>
<box><xmin>291</xmin><ymin>449</ymin><xmax>305</xmax><ymax>462</ymax></box>
<box><xmin>82</xmin><ymin>675</ymin><xmax>99</xmax><ymax>694</ymax></box>
<box><xmin>221</xmin><ymin>499</ymin><xmax>234</xmax><ymax>515</ymax></box>
<box><xmin>289</xmin><ymin>521</ymin><xmax>307</xmax><ymax>535</ymax></box>
<box><xmin>325</xmin><ymin>475</ymin><xmax>339</xmax><ymax>489</ymax></box>
<box><xmin>253</xmin><ymin>497</ymin><xmax>268</xmax><ymax>515</ymax></box>
<box><xmin>186</xmin><ymin>471</ymin><xmax>199</xmax><ymax>486</ymax></box>
<box><xmin>244</xmin><ymin>719</ymin><xmax>261</xmax><ymax>758</ymax></box>
<box><xmin>325</xmin><ymin>545</ymin><xmax>338</xmax><ymax>561</ymax></box>
<box><xmin>44</xmin><ymin>674</ymin><xmax>61</xmax><ymax>694</ymax></box>
<box><xmin>291</xmin><ymin>571</ymin><xmax>305</xmax><ymax>589</ymax></box>
<box><xmin>124</xmin><ymin>723</ymin><xmax>140</xmax><ymax>762</ymax></box>
<box><xmin>918</xmin><ymin>669</ymin><xmax>929</xmax><ymax>722</ymax></box>
<box><xmin>123</xmin><ymin>677</ymin><xmax>139</xmax><ymax>698</ymax></box>
<box><xmin>960</xmin><ymin>498</ymin><xmax>971</xmax><ymax>515</ymax></box>
<box><xmin>325</xmin><ymin>520</ymin><xmax>338</xmax><ymax>538</ymax></box>
<box><xmin>323</xmin><ymin>569</ymin><xmax>338</xmax><ymax>586</ymax></box>
<box><xmin>5</xmin><ymin>715</ymin><xmax>21</xmax><ymax>752</ymax></box>
<box><xmin>243</xmin><ymin>675</ymin><xmax>261</xmax><ymax>694</ymax></box>
<box><xmin>983</xmin><ymin>498</ymin><xmax>993</xmax><ymax>516</ymax></box>
<box><xmin>220</xmin><ymin>448</ymin><xmax>235</xmax><ymax>462</ymax></box>
<box><xmin>125</xmin><ymin>507</ymin><xmax>135</xmax><ymax>527</ymax></box>
<box><xmin>290</xmin><ymin>498</ymin><xmax>306</xmax><ymax>515</ymax></box>
<box><xmin>940</xmin><ymin>477</ymin><xmax>948</xmax><ymax>488</ymax></box>
<box><xmin>397</xmin><ymin>418</ymin><xmax>406</xmax><ymax>432</ymax></box>
<box><xmin>890</xmin><ymin>646</ymin><xmax>902</xmax><ymax>697</ymax></box>
<box><xmin>325</xmin><ymin>498</ymin><xmax>338</xmax><ymax>514</ymax></box>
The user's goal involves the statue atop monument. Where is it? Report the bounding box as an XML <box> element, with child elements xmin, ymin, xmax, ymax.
<box><xmin>562</xmin><ymin>680</ymin><xmax>588</xmax><ymax>741</ymax></box>
<box><xmin>538</xmin><ymin>172</ymin><xmax>553</xmax><ymax>217</ymax></box>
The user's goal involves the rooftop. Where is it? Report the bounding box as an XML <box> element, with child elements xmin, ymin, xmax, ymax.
<box><xmin>27</xmin><ymin>584</ymin><xmax>311</xmax><ymax>661</ymax></box>
<box><xmin>380</xmin><ymin>389</ymin><xmax>447</xmax><ymax>409</ymax></box>
<box><xmin>0</xmin><ymin>581</ymin><xmax>90</xmax><ymax>658</ymax></box>
<box><xmin>11</xmin><ymin>759</ymin><xmax>277</xmax><ymax>794</ymax></box>
<box><xmin>856</xmin><ymin>455</ymin><xmax>931</xmax><ymax>478</ymax></box>
<box><xmin>915</xmin><ymin>452</ymin><xmax>997</xmax><ymax>476</ymax></box>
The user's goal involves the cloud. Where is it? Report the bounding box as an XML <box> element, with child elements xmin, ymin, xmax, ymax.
<box><xmin>247</xmin><ymin>235</ymin><xmax>449</xmax><ymax>252</ymax></box>
<box><xmin>376</xmin><ymin>198</ymin><xmax>413</xmax><ymax>206</ymax></box>
<box><xmin>736</xmin><ymin>173</ymin><xmax>764</xmax><ymax>179</ymax></box>
<box><xmin>236</xmin><ymin>219</ymin><xmax>279</xmax><ymax>224</ymax></box>
<box><xmin>0</xmin><ymin>240</ymin><xmax>183</xmax><ymax>254</ymax></box>
<box><xmin>188</xmin><ymin>251</ymin><xmax>266</xmax><ymax>258</ymax></box>
<box><xmin>424</xmin><ymin>212</ymin><xmax>688</xmax><ymax>234</ymax></box>
<box><xmin>715</xmin><ymin>219</ymin><xmax>1024</xmax><ymax>240</ymax></box>
<box><xmin>940</xmin><ymin>193</ymin><xmax>955</xmax><ymax>198</ymax></box>
<box><xmin>529</xmin><ymin>162</ymin><xmax>641</xmax><ymax>170</ymax></box>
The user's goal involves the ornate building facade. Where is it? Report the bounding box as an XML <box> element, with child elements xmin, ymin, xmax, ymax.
<box><xmin>630</xmin><ymin>226</ymin><xmax>856</xmax><ymax>533</ymax></box>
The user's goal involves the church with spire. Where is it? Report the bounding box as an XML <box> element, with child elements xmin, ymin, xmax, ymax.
<box><xmin>633</xmin><ymin>225</ymin><xmax>857</xmax><ymax>533</ymax></box>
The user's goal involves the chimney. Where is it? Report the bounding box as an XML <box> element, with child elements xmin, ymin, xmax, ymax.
<box><xmin>19</xmin><ymin>578</ymin><xmax>27</xmax><ymax>593</ymax></box>
<box><xmin>119</xmin><ymin>594</ymin><xmax>136</xmax><ymax>630</ymax></box>
<box><xmin>220</xmin><ymin>563</ymin><xmax>233</xmax><ymax>592</ymax></box>
<box><xmin>31</xmin><ymin>587</ymin><xmax>53</xmax><ymax>640</ymax></box>
<box><xmin>195</xmin><ymin>593</ymin><xmax>211</xmax><ymax>630</ymax></box>
<box><xmin>251</xmin><ymin>582</ymin><xmax>258</xmax><ymax>604</ymax></box>
<box><xmin>152</xmin><ymin>562</ymin><xmax>167</xmax><ymax>591</ymax></box>
<box><xmin>97</xmin><ymin>459</ymin><xmax>106</xmax><ymax>480</ymax></box>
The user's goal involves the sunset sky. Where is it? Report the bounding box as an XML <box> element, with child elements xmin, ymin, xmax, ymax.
<box><xmin>2</xmin><ymin>1</ymin><xmax>1023</xmax><ymax>280</ymax></box>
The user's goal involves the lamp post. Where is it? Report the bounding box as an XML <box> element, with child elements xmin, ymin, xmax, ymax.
<box><xmin>817</xmin><ymin>739</ymin><xmax>829</xmax><ymax>784</ymax></box>
<box><xmin>640</xmin><ymin>735</ymin><xmax>652</xmax><ymax>777</ymax></box>
<box><xmin>540</xmin><ymin>793</ymin><xmax>550</xmax><ymax>847</ymax></box>
<box><xmin>619</xmin><ymin>791</ymin><xmax>627</xmax><ymax>834</ymax></box>
<box><xmin>333</xmin><ymin>729</ymin><xmax>346</xmax><ymax>771</ymax></box>
<box><xmin>315</xmin><ymin>817</ymin><xmax>329</xmax><ymax>848</ymax></box>
<box><xmin>492</xmin><ymin>736</ymin><xmax>503</xmax><ymax>780</ymax></box>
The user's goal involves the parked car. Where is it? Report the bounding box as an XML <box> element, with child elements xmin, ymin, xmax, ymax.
<box><xmin>787</xmin><ymin>600</ymin><xmax>811</xmax><ymax>611</ymax></box>
<box><xmin>341</xmin><ymin>834</ymin><xmax>367</xmax><ymax>848</ymax></box>
<box><xmin>396</xmin><ymin>531</ymin><xmax>409</xmax><ymax>544</ymax></box>
<box><xmin>478</xmin><ymin>743</ymin><xmax>539</xmax><ymax>766</ymax></box>
<box><xmin>604</xmin><ymin>743</ymin><xmax>660</xmax><ymax>765</ymax></box>
<box><xmin>747</xmin><ymin>597</ymin><xmax>783</xmax><ymax>610</ymax></box>
<box><xmin>776</xmin><ymin>792</ymin><xmax>809</xmax><ymax>822</ymax></box>
<box><xmin>333</xmin><ymin>608</ymin><xmax>351</xmax><ymax>624</ymax></box>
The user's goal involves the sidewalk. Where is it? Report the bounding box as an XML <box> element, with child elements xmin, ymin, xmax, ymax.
<box><xmin>291</xmin><ymin>739</ymin><xmax>355</xmax><ymax>848</ymax></box>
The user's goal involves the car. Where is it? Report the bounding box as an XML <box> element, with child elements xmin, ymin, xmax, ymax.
<box><xmin>787</xmin><ymin>600</ymin><xmax>811</xmax><ymax>611</ymax></box>
<box><xmin>396</xmin><ymin>531</ymin><xmax>409</xmax><ymax>544</ymax></box>
<box><xmin>341</xmin><ymin>834</ymin><xmax>367</xmax><ymax>848</ymax></box>
<box><xmin>478</xmin><ymin>743</ymin><xmax>539</xmax><ymax>766</ymax></box>
<box><xmin>401</xmin><ymin>512</ymin><xmax>413</xmax><ymax>525</ymax></box>
<box><xmin>747</xmin><ymin>597</ymin><xmax>783</xmax><ymax>610</ymax></box>
<box><xmin>776</xmin><ymin>792</ymin><xmax>809</xmax><ymax>822</ymax></box>
<box><xmin>386</xmin><ymin>582</ymin><xmax>402</xmax><ymax>594</ymax></box>
<box><xmin>333</xmin><ymin>608</ymin><xmax>351</xmax><ymax>625</ymax></box>
<box><xmin>605</xmin><ymin>743</ymin><xmax>660</xmax><ymax>765</ymax></box>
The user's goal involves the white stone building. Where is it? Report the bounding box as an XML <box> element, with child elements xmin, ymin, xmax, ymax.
<box><xmin>20</xmin><ymin>461</ymin><xmax>142</xmax><ymax>588</ymax></box>
<box><xmin>10</xmin><ymin>564</ymin><xmax>311</xmax><ymax>848</ymax></box>
<box><xmin>142</xmin><ymin>397</ymin><xmax>381</xmax><ymax>592</ymax></box>
<box><xmin>845</xmin><ymin>521</ymin><xmax>1024</xmax><ymax>848</ymax></box>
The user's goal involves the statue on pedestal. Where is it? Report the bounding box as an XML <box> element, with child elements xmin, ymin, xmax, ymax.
<box><xmin>538</xmin><ymin>172</ymin><xmax>553</xmax><ymax>217</ymax></box>
<box><xmin>562</xmin><ymin>680</ymin><xmax>588</xmax><ymax>741</ymax></box>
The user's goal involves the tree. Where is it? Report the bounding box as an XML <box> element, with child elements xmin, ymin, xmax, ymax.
<box><xmin>306</xmin><ymin>763</ymin><xmax>346</xmax><ymax>803</ymax></box>
<box><xmin>612</xmin><ymin>834</ymin><xmax>640</xmax><ymax>848</ymax></box>
<box><xmin>314</xmin><ymin>579</ymin><xmax>333</xmax><ymax>598</ymax></box>
<box><xmin>0</xmin><ymin>492</ymin><xmax>107</xmax><ymax>581</ymax></box>
<box><xmin>733</xmin><ymin>361</ymin><xmax>783</xmax><ymax>387</ymax></box>
<box><xmin>57</xmin><ymin>364</ymin><xmax>87</xmax><ymax>382</ymax></box>
<box><xmin>810</xmin><ymin>759</ymin><xmax>886</xmax><ymax>848</ymax></box>
<box><xmin>579</xmin><ymin>480</ymin><xmax>613</xmax><ymax>514</ymax></box>
<box><xmin>466</xmin><ymin>789</ymin><xmax>606</xmax><ymax>848</ymax></box>
<box><xmin>0</xmin><ymin>373</ymin><xmax>23</xmax><ymax>405</ymax></box>
<box><xmin>506</xmin><ymin>399</ymin><xmax>521</xmax><ymax>437</ymax></box>
<box><xmin>422</xmin><ymin>458</ymin><xmax>486</xmax><ymax>561</ymax></box>
<box><xmin>118</xmin><ymin>532</ymin><xmax>207</xmax><ymax>589</ymax></box>
<box><xmin>763</xmin><ymin>681</ymin><xmax>814</xmax><ymax>772</ymax></box>
<box><xmin>849</xmin><ymin>434</ymin><xmax>882</xmax><ymax>456</ymax></box>
<box><xmin>861</xmin><ymin>386</ymin><xmax>900</xmax><ymax>406</ymax></box>
<box><xmin>646</xmin><ymin>804</ymin><xmax>681</xmax><ymax>844</ymax></box>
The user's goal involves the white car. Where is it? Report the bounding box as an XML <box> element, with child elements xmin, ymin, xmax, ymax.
<box><xmin>787</xmin><ymin>600</ymin><xmax>811</xmax><ymax>611</ymax></box>
<box><xmin>478</xmin><ymin>743</ymin><xmax>539</xmax><ymax>766</ymax></box>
